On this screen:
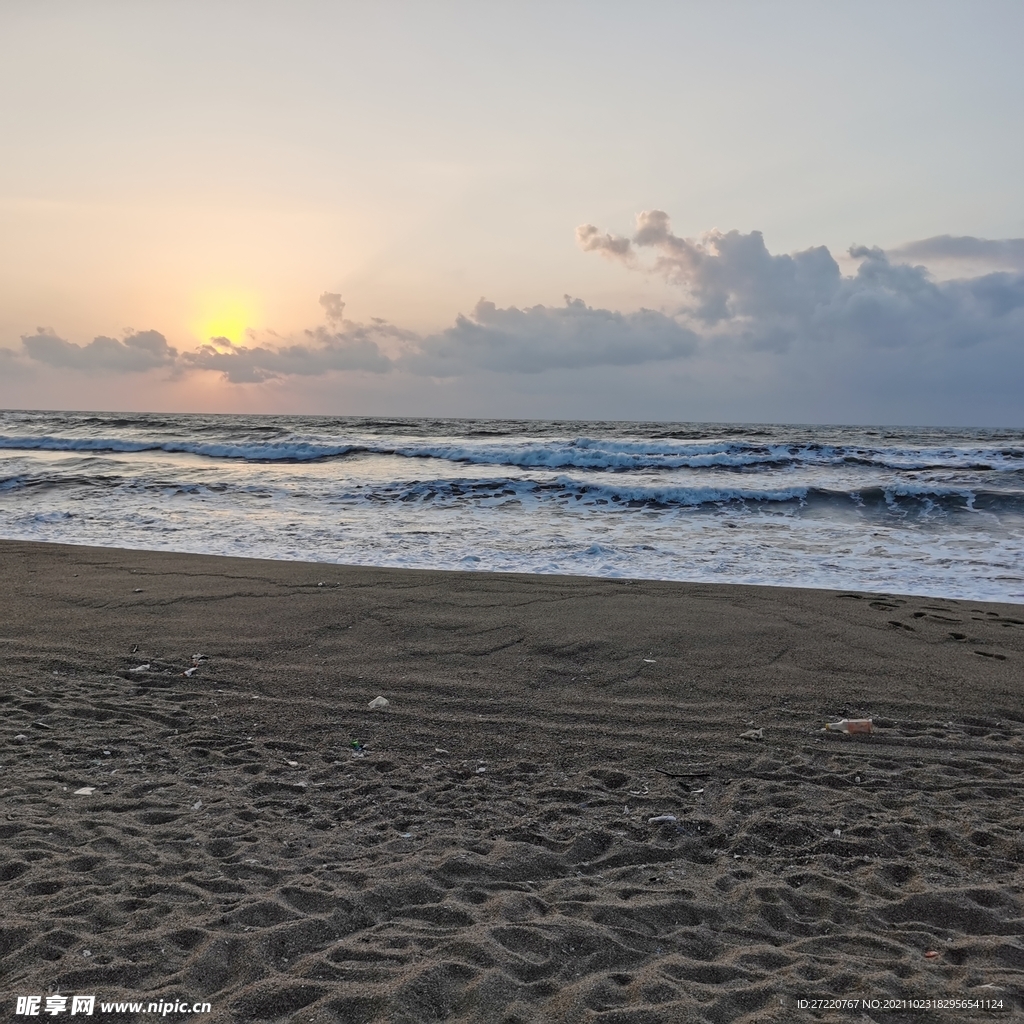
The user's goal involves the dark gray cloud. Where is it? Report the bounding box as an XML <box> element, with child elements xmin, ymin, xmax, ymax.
<box><xmin>13</xmin><ymin>220</ymin><xmax>1024</xmax><ymax>422</ymax></box>
<box><xmin>19</xmin><ymin>328</ymin><xmax>178</xmax><ymax>372</ymax></box>
<box><xmin>577</xmin><ymin>211</ymin><xmax>1024</xmax><ymax>354</ymax></box>
<box><xmin>890</xmin><ymin>235</ymin><xmax>1024</xmax><ymax>270</ymax></box>
<box><xmin>181</xmin><ymin>325</ymin><xmax>398</xmax><ymax>383</ymax></box>
<box><xmin>14</xmin><ymin>297</ymin><xmax>698</xmax><ymax>383</ymax></box>
<box><xmin>403</xmin><ymin>297</ymin><xmax>697</xmax><ymax>376</ymax></box>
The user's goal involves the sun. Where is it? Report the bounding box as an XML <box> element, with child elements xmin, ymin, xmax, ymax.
<box><xmin>191</xmin><ymin>291</ymin><xmax>260</xmax><ymax>345</ymax></box>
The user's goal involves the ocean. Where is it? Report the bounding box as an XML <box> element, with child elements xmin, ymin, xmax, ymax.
<box><xmin>1</xmin><ymin>410</ymin><xmax>1022</xmax><ymax>603</ymax></box>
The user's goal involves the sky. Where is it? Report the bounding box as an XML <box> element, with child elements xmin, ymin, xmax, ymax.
<box><xmin>1</xmin><ymin>0</ymin><xmax>1023</xmax><ymax>425</ymax></box>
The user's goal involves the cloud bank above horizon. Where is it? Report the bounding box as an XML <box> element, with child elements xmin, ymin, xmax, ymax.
<box><xmin>8</xmin><ymin>216</ymin><xmax>1023</xmax><ymax>415</ymax></box>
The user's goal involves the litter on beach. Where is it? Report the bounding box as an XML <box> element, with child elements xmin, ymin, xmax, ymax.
<box><xmin>739</xmin><ymin>728</ymin><xmax>764</xmax><ymax>741</ymax></box>
<box><xmin>129</xmin><ymin>664</ymin><xmax>151</xmax><ymax>673</ymax></box>
<box><xmin>368</xmin><ymin>696</ymin><xmax>390</xmax><ymax>709</ymax></box>
<box><xmin>648</xmin><ymin>814</ymin><xmax>677</xmax><ymax>824</ymax></box>
<box><xmin>825</xmin><ymin>718</ymin><xmax>873</xmax><ymax>734</ymax></box>
<box><xmin>73</xmin><ymin>786</ymin><xmax>96</xmax><ymax>796</ymax></box>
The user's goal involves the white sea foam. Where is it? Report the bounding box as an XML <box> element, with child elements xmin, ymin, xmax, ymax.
<box><xmin>2</xmin><ymin>430</ymin><xmax>1022</xmax><ymax>474</ymax></box>
<box><xmin>1</xmin><ymin>411</ymin><xmax>1022</xmax><ymax>602</ymax></box>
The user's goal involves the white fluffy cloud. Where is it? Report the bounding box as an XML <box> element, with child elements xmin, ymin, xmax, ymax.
<box><xmin>19</xmin><ymin>328</ymin><xmax>178</xmax><ymax>372</ymax></box>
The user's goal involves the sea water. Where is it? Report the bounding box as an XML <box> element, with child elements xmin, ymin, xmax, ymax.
<box><xmin>1</xmin><ymin>410</ymin><xmax>1022</xmax><ymax>603</ymax></box>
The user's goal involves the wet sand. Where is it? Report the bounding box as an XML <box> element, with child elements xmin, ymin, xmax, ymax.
<box><xmin>1</xmin><ymin>539</ymin><xmax>1022</xmax><ymax>1023</ymax></box>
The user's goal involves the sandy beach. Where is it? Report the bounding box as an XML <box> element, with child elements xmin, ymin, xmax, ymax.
<box><xmin>1</xmin><ymin>539</ymin><xmax>1022</xmax><ymax>1023</ymax></box>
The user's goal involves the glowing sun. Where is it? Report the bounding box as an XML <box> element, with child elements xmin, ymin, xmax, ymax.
<box><xmin>192</xmin><ymin>292</ymin><xmax>260</xmax><ymax>344</ymax></box>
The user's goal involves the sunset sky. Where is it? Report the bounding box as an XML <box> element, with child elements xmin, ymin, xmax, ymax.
<box><xmin>2</xmin><ymin>1</ymin><xmax>1023</xmax><ymax>424</ymax></box>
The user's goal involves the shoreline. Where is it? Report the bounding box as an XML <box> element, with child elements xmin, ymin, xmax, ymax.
<box><xmin>2</xmin><ymin>536</ymin><xmax>1022</xmax><ymax>610</ymax></box>
<box><xmin>2</xmin><ymin>539</ymin><xmax>1022</xmax><ymax>1022</ymax></box>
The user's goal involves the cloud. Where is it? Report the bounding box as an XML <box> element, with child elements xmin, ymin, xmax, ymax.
<box><xmin>180</xmin><ymin>295</ymin><xmax>697</xmax><ymax>381</ymax></box>
<box><xmin>181</xmin><ymin>327</ymin><xmax>398</xmax><ymax>384</ymax></box>
<box><xmin>318</xmin><ymin>291</ymin><xmax>347</xmax><ymax>325</ymax></box>
<box><xmin>889</xmin><ymin>235</ymin><xmax>1024</xmax><ymax>271</ymax></box>
<box><xmin>577</xmin><ymin>210</ymin><xmax>1024</xmax><ymax>353</ymax></box>
<box><xmin>12</xmin><ymin>220</ymin><xmax>1023</xmax><ymax>426</ymax></box>
<box><xmin>19</xmin><ymin>328</ymin><xmax>178</xmax><ymax>372</ymax></box>
<box><xmin>575</xmin><ymin>223</ymin><xmax>633</xmax><ymax>259</ymax></box>
<box><xmin>403</xmin><ymin>296</ymin><xmax>697</xmax><ymax>376</ymax></box>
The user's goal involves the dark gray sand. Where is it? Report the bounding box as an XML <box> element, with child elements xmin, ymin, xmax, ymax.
<box><xmin>1</xmin><ymin>540</ymin><xmax>1023</xmax><ymax>1023</ymax></box>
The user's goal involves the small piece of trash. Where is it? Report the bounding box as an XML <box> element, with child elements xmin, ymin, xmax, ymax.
<box><xmin>435</xmin><ymin>747</ymin><xmax>449</xmax><ymax>754</ymax></box>
<box><xmin>285</xmin><ymin>760</ymin><xmax>299</xmax><ymax>767</ymax></box>
<box><xmin>648</xmin><ymin>814</ymin><xmax>677</xmax><ymax>824</ymax></box>
<box><xmin>13</xmin><ymin>734</ymin><xmax>27</xmax><ymax>743</ymax></box>
<box><xmin>368</xmin><ymin>696</ymin><xmax>390</xmax><ymax>709</ymax></box>
<box><xmin>691</xmin><ymin>788</ymin><xmax>704</xmax><ymax>794</ymax></box>
<box><xmin>183</xmin><ymin>667</ymin><xmax>197</xmax><ymax>677</ymax></box>
<box><xmin>191</xmin><ymin>800</ymin><xmax>203</xmax><ymax>811</ymax></box>
<box><xmin>739</xmin><ymin>728</ymin><xmax>764</xmax><ymax>741</ymax></box>
<box><xmin>317</xmin><ymin>582</ymin><xmax>324</xmax><ymax>587</ymax></box>
<box><xmin>73</xmin><ymin>786</ymin><xmax>96</xmax><ymax>796</ymax></box>
<box><xmin>825</xmin><ymin>718</ymin><xmax>874</xmax><ymax>734</ymax></box>
<box><xmin>643</xmin><ymin>659</ymin><xmax>656</xmax><ymax>664</ymax></box>
<box><xmin>399</xmin><ymin>832</ymin><xmax>412</xmax><ymax>839</ymax></box>
<box><xmin>82</xmin><ymin>949</ymin><xmax>91</xmax><ymax>957</ymax></box>
<box><xmin>129</xmin><ymin>664</ymin><xmax>151</xmax><ymax>673</ymax></box>
<box><xmin>133</xmin><ymin>588</ymin><xmax>143</xmax><ymax>593</ymax></box>
<box><xmin>102</xmin><ymin>750</ymin><xmax>111</xmax><ymax>756</ymax></box>
<box><xmin>476</xmin><ymin>767</ymin><xmax>487</xmax><ymax>773</ymax></box>
<box><xmin>924</xmin><ymin>950</ymin><xmax>940</xmax><ymax>959</ymax></box>
<box><xmin>833</xmin><ymin>828</ymin><xmax>842</xmax><ymax>837</ymax></box>
<box><xmin>192</xmin><ymin>654</ymin><xmax>207</xmax><ymax>665</ymax></box>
